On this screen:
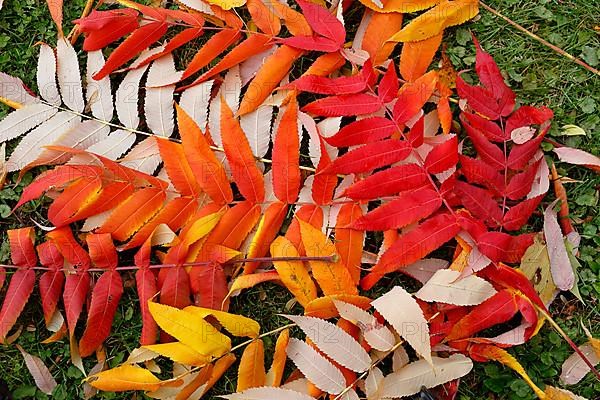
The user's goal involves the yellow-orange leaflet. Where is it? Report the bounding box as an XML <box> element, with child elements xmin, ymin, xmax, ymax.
<box><xmin>148</xmin><ymin>302</ymin><xmax>231</xmax><ymax>356</ymax></box>
<box><xmin>87</xmin><ymin>364</ymin><xmax>162</xmax><ymax>392</ymax></box>
<box><xmin>143</xmin><ymin>342</ymin><xmax>212</xmax><ymax>366</ymax></box>
<box><xmin>265</xmin><ymin>328</ymin><xmax>289</xmax><ymax>387</ymax></box>
<box><xmin>204</xmin><ymin>0</ymin><xmax>245</xmax><ymax>10</ymax></box>
<box><xmin>359</xmin><ymin>0</ymin><xmax>439</xmax><ymax>13</ymax></box>
<box><xmin>270</xmin><ymin>236</ymin><xmax>318</xmax><ymax>307</ymax></box>
<box><xmin>237</xmin><ymin>339</ymin><xmax>266</xmax><ymax>391</ymax></box>
<box><xmin>388</xmin><ymin>0</ymin><xmax>479</xmax><ymax>42</ymax></box>
<box><xmin>298</xmin><ymin>220</ymin><xmax>358</xmax><ymax>296</ymax></box>
<box><xmin>304</xmin><ymin>294</ymin><xmax>372</xmax><ymax>319</ymax></box>
<box><xmin>183</xmin><ymin>305</ymin><xmax>260</xmax><ymax>338</ymax></box>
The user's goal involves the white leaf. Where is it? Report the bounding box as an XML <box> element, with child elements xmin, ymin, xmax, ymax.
<box><xmin>208</xmin><ymin>65</ymin><xmax>241</xmax><ymax>148</ymax></box>
<box><xmin>392</xmin><ymin>346</ymin><xmax>410</xmax><ymax>371</ymax></box>
<box><xmin>381</xmin><ymin>354</ymin><xmax>473</xmax><ymax>398</ymax></box>
<box><xmin>560</xmin><ymin>342</ymin><xmax>600</xmax><ymax>385</ymax></box>
<box><xmin>86</xmin><ymin>50</ymin><xmax>114</xmax><ymax>121</ymax></box>
<box><xmin>286</xmin><ymin>338</ymin><xmax>346</xmax><ymax>395</ymax></box>
<box><xmin>372</xmin><ymin>286</ymin><xmax>432</xmax><ymax>365</ymax></box>
<box><xmin>544</xmin><ymin>200</ymin><xmax>575</xmax><ymax>291</ymax></box>
<box><xmin>416</xmin><ymin>269</ymin><xmax>497</xmax><ymax>306</ymax></box>
<box><xmin>121</xmin><ymin>136</ymin><xmax>161</xmax><ymax>175</ymax></box>
<box><xmin>56</xmin><ymin>38</ymin><xmax>85</xmax><ymax>113</ymax></box>
<box><xmin>222</xmin><ymin>387</ymin><xmax>316</xmax><ymax>400</ymax></box>
<box><xmin>401</xmin><ymin>258</ymin><xmax>449</xmax><ymax>284</ymax></box>
<box><xmin>283</xmin><ymin>315</ymin><xmax>371</xmax><ymax>372</ymax></box>
<box><xmin>179</xmin><ymin>80</ymin><xmax>214</xmax><ymax>131</ymax></box>
<box><xmin>37</xmin><ymin>44</ymin><xmax>61</xmax><ymax>106</ymax></box>
<box><xmin>239</xmin><ymin>46</ymin><xmax>277</xmax><ymax>86</ymax></box>
<box><xmin>528</xmin><ymin>153</ymin><xmax>550</xmax><ymax>199</ymax></box>
<box><xmin>177</xmin><ymin>0</ymin><xmax>215</xmax><ymax>14</ymax></box>
<box><xmin>240</xmin><ymin>104</ymin><xmax>273</xmax><ymax>157</ymax></box>
<box><xmin>82</xmin><ymin>210</ymin><xmax>113</xmax><ymax>232</ymax></box>
<box><xmin>338</xmin><ymin>389</ymin><xmax>359</xmax><ymax>400</ymax></box>
<box><xmin>17</xmin><ymin>344</ymin><xmax>58</xmax><ymax>395</ymax></box>
<box><xmin>145</xmin><ymin>55</ymin><xmax>176</xmax><ymax>137</ymax></box>
<box><xmin>116</xmin><ymin>64</ymin><xmax>149</xmax><ymax>129</ymax></box>
<box><xmin>0</xmin><ymin>72</ymin><xmax>38</xmax><ymax>105</ymax></box>
<box><xmin>554</xmin><ymin>146</ymin><xmax>600</xmax><ymax>168</ymax></box>
<box><xmin>365</xmin><ymin>367</ymin><xmax>385</xmax><ymax>400</ymax></box>
<box><xmin>7</xmin><ymin>112</ymin><xmax>80</xmax><ymax>172</ymax></box>
<box><xmin>27</xmin><ymin>120</ymin><xmax>110</xmax><ymax>168</ymax></box>
<box><xmin>334</xmin><ymin>300</ymin><xmax>395</xmax><ymax>352</ymax></box>
<box><xmin>0</xmin><ymin>103</ymin><xmax>57</xmax><ymax>142</ymax></box>
<box><xmin>281</xmin><ymin>378</ymin><xmax>311</xmax><ymax>394</ymax></box>
<box><xmin>145</xmin><ymin>55</ymin><xmax>183</xmax><ymax>87</ymax></box>
<box><xmin>510</xmin><ymin>126</ymin><xmax>536</xmax><ymax>144</ymax></box>
<box><xmin>82</xmin><ymin>129</ymin><xmax>137</xmax><ymax>161</ymax></box>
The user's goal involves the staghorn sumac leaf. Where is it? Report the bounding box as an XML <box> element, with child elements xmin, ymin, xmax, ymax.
<box><xmin>393</xmin><ymin>71</ymin><xmax>438</xmax><ymax>124</ymax></box>
<box><xmin>502</xmin><ymin>194</ymin><xmax>544</xmax><ymax>231</ymax></box>
<box><xmin>303</xmin><ymin>93</ymin><xmax>382</xmax><ymax>117</ymax></box>
<box><xmin>324</xmin><ymin>117</ymin><xmax>396</xmax><ymax>147</ymax></box>
<box><xmin>362</xmin><ymin>213</ymin><xmax>460</xmax><ymax>290</ymax></box>
<box><xmin>454</xmin><ymin>181</ymin><xmax>503</xmax><ymax>227</ymax></box>
<box><xmin>272</xmin><ymin>94</ymin><xmax>301</xmax><ymax>204</ymax></box>
<box><xmin>323</xmin><ymin>139</ymin><xmax>411</xmax><ymax>175</ymax></box>
<box><xmin>344</xmin><ymin>163</ymin><xmax>429</xmax><ymax>200</ymax></box>
<box><xmin>424</xmin><ymin>134</ymin><xmax>458</xmax><ymax>174</ymax></box>
<box><xmin>237</xmin><ymin>339</ymin><xmax>266</xmax><ymax>391</ymax></box>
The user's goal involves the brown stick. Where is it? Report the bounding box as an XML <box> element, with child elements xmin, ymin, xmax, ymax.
<box><xmin>479</xmin><ymin>1</ymin><xmax>600</xmax><ymax>77</ymax></box>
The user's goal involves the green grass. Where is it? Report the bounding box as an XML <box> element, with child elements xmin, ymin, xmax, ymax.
<box><xmin>1</xmin><ymin>0</ymin><xmax>600</xmax><ymax>399</ymax></box>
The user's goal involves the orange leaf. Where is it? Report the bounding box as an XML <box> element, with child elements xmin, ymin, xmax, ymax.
<box><xmin>238</xmin><ymin>45</ymin><xmax>303</xmax><ymax>116</ymax></box>
<box><xmin>361</xmin><ymin>11</ymin><xmax>403</xmax><ymax>65</ymax></box>
<box><xmin>335</xmin><ymin>203</ymin><xmax>364</xmax><ymax>284</ymax></box>
<box><xmin>156</xmin><ymin>138</ymin><xmax>201</xmax><ymax>196</ymax></box>
<box><xmin>243</xmin><ymin>202</ymin><xmax>288</xmax><ymax>275</ymax></box>
<box><xmin>266</xmin><ymin>329</ymin><xmax>289</xmax><ymax>387</ymax></box>
<box><xmin>48</xmin><ymin>176</ymin><xmax>103</xmax><ymax>227</ymax></box>
<box><xmin>220</xmin><ymin>98</ymin><xmax>265</xmax><ymax>203</ymax></box>
<box><xmin>304</xmin><ymin>295</ymin><xmax>372</xmax><ymax>319</ymax></box>
<box><xmin>206</xmin><ymin>201</ymin><xmax>261</xmax><ymax>249</ymax></box>
<box><xmin>247</xmin><ymin>0</ymin><xmax>281</xmax><ymax>36</ymax></box>
<box><xmin>237</xmin><ymin>339</ymin><xmax>266</xmax><ymax>391</ymax></box>
<box><xmin>176</xmin><ymin>105</ymin><xmax>233</xmax><ymax>205</ymax></box>
<box><xmin>181</xmin><ymin>28</ymin><xmax>241</xmax><ymax>81</ymax></box>
<box><xmin>400</xmin><ymin>33</ymin><xmax>443</xmax><ymax>81</ymax></box>
<box><xmin>272</xmin><ymin>94</ymin><xmax>301</xmax><ymax>204</ymax></box>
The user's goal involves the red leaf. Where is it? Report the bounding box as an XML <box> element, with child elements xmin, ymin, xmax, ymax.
<box><xmin>323</xmin><ymin>139</ymin><xmax>411</xmax><ymax>175</ymax></box>
<box><xmin>505</xmin><ymin>160</ymin><xmax>541</xmax><ymax>200</ymax></box>
<box><xmin>507</xmin><ymin>127</ymin><xmax>548</xmax><ymax>170</ymax></box>
<box><xmin>272</xmin><ymin>95</ymin><xmax>301</xmax><ymax>203</ymax></box>
<box><xmin>351</xmin><ymin>187</ymin><xmax>442</xmax><ymax>231</ymax></box>
<box><xmin>296</xmin><ymin>0</ymin><xmax>345</xmax><ymax>45</ymax></box>
<box><xmin>408</xmin><ymin>115</ymin><xmax>424</xmax><ymax>147</ymax></box>
<box><xmin>459</xmin><ymin>155</ymin><xmax>505</xmax><ymax>194</ymax></box>
<box><xmin>378</xmin><ymin>63</ymin><xmax>399</xmax><ymax>103</ymax></box>
<box><xmin>220</xmin><ymin>98</ymin><xmax>265</xmax><ymax>203</ymax></box>
<box><xmin>281</xmin><ymin>35</ymin><xmax>340</xmax><ymax>52</ymax></box>
<box><xmin>62</xmin><ymin>271</ymin><xmax>90</xmax><ymax>336</ymax></box>
<box><xmin>47</xmin><ymin>227</ymin><xmax>91</xmax><ymax>269</ymax></box>
<box><xmin>454</xmin><ymin>181</ymin><xmax>503</xmax><ymax>227</ymax></box>
<box><xmin>472</xmin><ymin>35</ymin><xmax>515</xmax><ymax>115</ymax></box>
<box><xmin>479</xmin><ymin>263</ymin><xmax>546</xmax><ymax>310</ymax></box>
<box><xmin>393</xmin><ymin>71</ymin><xmax>438</xmax><ymax>125</ymax></box>
<box><xmin>76</xmin><ymin>9</ymin><xmax>140</xmax><ymax>51</ymax></box>
<box><xmin>79</xmin><ymin>271</ymin><xmax>123</xmax><ymax>357</ymax></box>
<box><xmin>502</xmin><ymin>194</ymin><xmax>543</xmax><ymax>231</ymax></box>
<box><xmin>190</xmin><ymin>262</ymin><xmax>228</xmax><ymax>310</ymax></box>
<box><xmin>462</xmin><ymin>111</ymin><xmax>505</xmax><ymax>142</ymax></box>
<box><xmin>14</xmin><ymin>165</ymin><xmax>103</xmax><ymax>211</ymax></box>
<box><xmin>38</xmin><ymin>242</ymin><xmax>65</xmax><ymax>326</ymax></box>
<box><xmin>425</xmin><ymin>135</ymin><xmax>458</xmax><ymax>174</ymax></box>
<box><xmin>93</xmin><ymin>20</ymin><xmax>168</xmax><ymax>80</ymax></box>
<box><xmin>344</xmin><ymin>163</ymin><xmax>429</xmax><ymax>200</ymax></box>
<box><xmin>135</xmin><ymin>268</ymin><xmax>158</xmax><ymax>345</ymax></box>
<box><xmin>461</xmin><ymin>113</ymin><xmax>505</xmax><ymax>170</ymax></box>
<box><xmin>8</xmin><ymin>228</ymin><xmax>37</xmax><ymax>268</ymax></box>
<box><xmin>476</xmin><ymin>231</ymin><xmax>534</xmax><ymax>264</ymax></box>
<box><xmin>324</xmin><ymin>117</ymin><xmax>396</xmax><ymax>147</ymax></box>
<box><xmin>160</xmin><ymin>266</ymin><xmax>192</xmax><ymax>309</ymax></box>
<box><xmin>133</xmin><ymin>27</ymin><xmax>204</xmax><ymax>69</ymax></box>
<box><xmin>361</xmin><ymin>213</ymin><xmax>460</xmax><ymax>290</ymax></box>
<box><xmin>0</xmin><ymin>270</ymin><xmax>36</xmax><ymax>341</ymax></box>
<box><xmin>302</xmin><ymin>93</ymin><xmax>382</xmax><ymax>117</ymax></box>
<box><xmin>86</xmin><ymin>233</ymin><xmax>118</xmax><ymax>270</ymax></box>
<box><xmin>505</xmin><ymin>105</ymin><xmax>553</xmax><ymax>137</ymax></box>
<box><xmin>67</xmin><ymin>181</ymin><xmax>135</xmax><ymax>225</ymax></box>
<box><xmin>445</xmin><ymin>290</ymin><xmax>518</xmax><ymax>341</ymax></box>
<box><xmin>456</xmin><ymin>77</ymin><xmax>506</xmax><ymax>120</ymax></box>
<box><xmin>285</xmin><ymin>61</ymin><xmax>374</xmax><ymax>95</ymax></box>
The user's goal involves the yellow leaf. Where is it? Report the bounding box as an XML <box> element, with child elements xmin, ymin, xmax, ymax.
<box><xmin>237</xmin><ymin>339</ymin><xmax>266</xmax><ymax>391</ymax></box>
<box><xmin>184</xmin><ymin>306</ymin><xmax>260</xmax><ymax>338</ymax></box>
<box><xmin>180</xmin><ymin>211</ymin><xmax>225</xmax><ymax>247</ymax></box>
<box><xmin>226</xmin><ymin>271</ymin><xmax>281</xmax><ymax>301</ymax></box>
<box><xmin>143</xmin><ymin>342</ymin><xmax>212</xmax><ymax>366</ymax></box>
<box><xmin>148</xmin><ymin>302</ymin><xmax>231</xmax><ymax>357</ymax></box>
<box><xmin>545</xmin><ymin>385</ymin><xmax>588</xmax><ymax>400</ymax></box>
<box><xmin>270</xmin><ymin>236</ymin><xmax>318</xmax><ymax>307</ymax></box>
<box><xmin>204</xmin><ymin>0</ymin><xmax>246</xmax><ymax>10</ymax></box>
<box><xmin>298</xmin><ymin>220</ymin><xmax>358</xmax><ymax>296</ymax></box>
<box><xmin>388</xmin><ymin>0</ymin><xmax>479</xmax><ymax>42</ymax></box>
<box><xmin>86</xmin><ymin>365</ymin><xmax>163</xmax><ymax>392</ymax></box>
<box><xmin>358</xmin><ymin>0</ymin><xmax>439</xmax><ymax>14</ymax></box>
<box><xmin>520</xmin><ymin>236</ymin><xmax>557</xmax><ymax>306</ymax></box>
<box><xmin>266</xmin><ymin>329</ymin><xmax>289</xmax><ymax>387</ymax></box>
